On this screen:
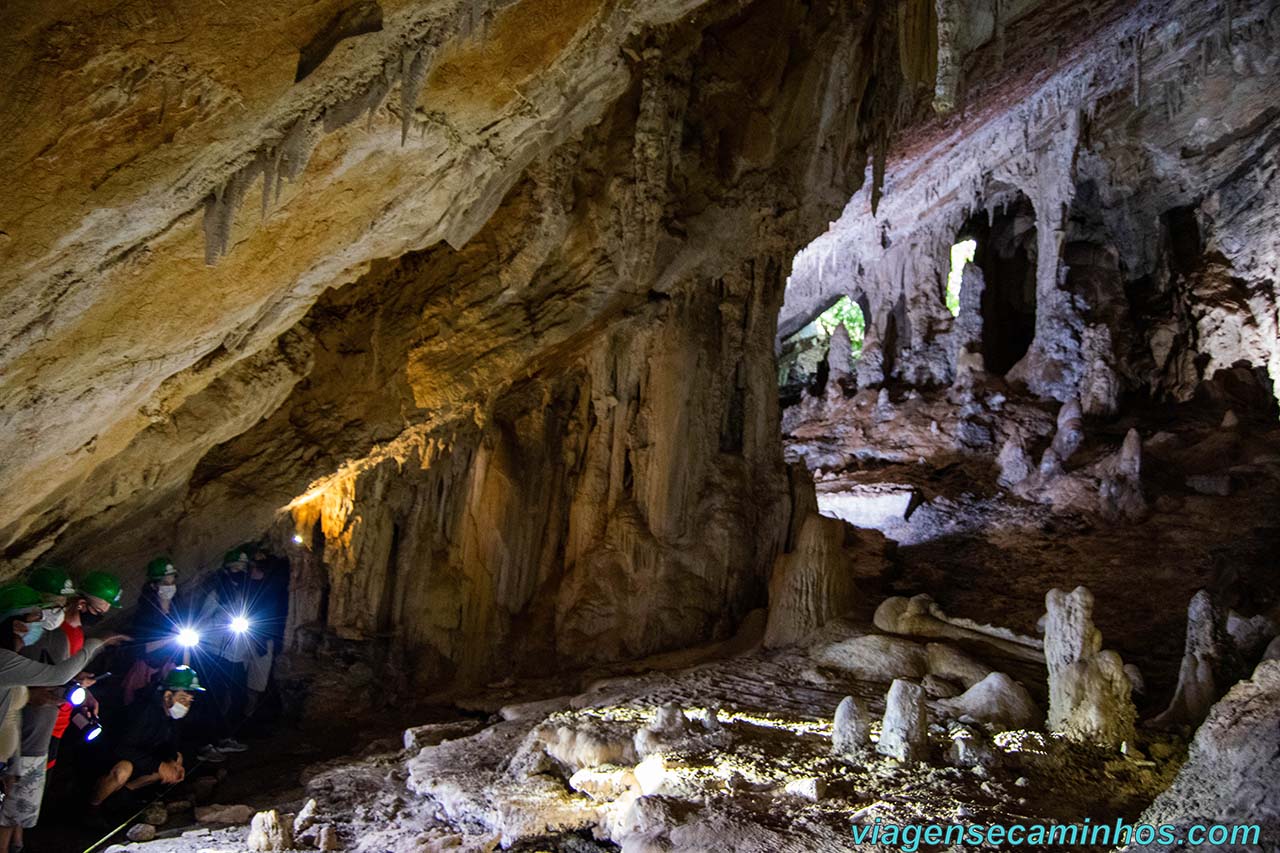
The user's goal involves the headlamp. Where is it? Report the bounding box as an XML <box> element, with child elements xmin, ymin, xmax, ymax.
<box><xmin>177</xmin><ymin>627</ymin><xmax>201</xmax><ymax>648</ymax></box>
<box><xmin>229</xmin><ymin>615</ymin><xmax>251</xmax><ymax>634</ymax></box>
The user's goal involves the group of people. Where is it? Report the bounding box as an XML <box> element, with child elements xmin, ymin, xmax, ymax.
<box><xmin>0</xmin><ymin>545</ymin><xmax>288</xmax><ymax>847</ymax></box>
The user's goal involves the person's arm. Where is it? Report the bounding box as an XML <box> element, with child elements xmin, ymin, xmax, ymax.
<box><xmin>195</xmin><ymin>587</ymin><xmax>220</xmax><ymax>624</ymax></box>
<box><xmin>0</xmin><ymin>640</ymin><xmax>108</xmax><ymax>688</ymax></box>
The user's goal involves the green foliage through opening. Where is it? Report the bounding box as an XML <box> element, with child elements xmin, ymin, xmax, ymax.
<box><xmin>816</xmin><ymin>296</ymin><xmax>865</xmax><ymax>361</ymax></box>
<box><xmin>946</xmin><ymin>239</ymin><xmax>977</xmax><ymax>317</ymax></box>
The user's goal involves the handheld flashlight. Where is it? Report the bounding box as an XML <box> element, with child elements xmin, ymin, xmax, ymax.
<box><xmin>72</xmin><ymin>709</ymin><xmax>103</xmax><ymax>742</ymax></box>
<box><xmin>229</xmin><ymin>615</ymin><xmax>251</xmax><ymax>634</ymax></box>
<box><xmin>177</xmin><ymin>627</ymin><xmax>201</xmax><ymax>648</ymax></box>
<box><xmin>65</xmin><ymin>671</ymin><xmax>110</xmax><ymax>706</ymax></box>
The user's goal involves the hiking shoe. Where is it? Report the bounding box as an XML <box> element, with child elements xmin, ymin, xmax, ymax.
<box><xmin>216</xmin><ymin>738</ymin><xmax>248</xmax><ymax>753</ymax></box>
<box><xmin>198</xmin><ymin>744</ymin><xmax>227</xmax><ymax>763</ymax></box>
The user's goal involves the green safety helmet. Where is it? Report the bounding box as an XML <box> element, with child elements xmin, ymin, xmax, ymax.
<box><xmin>223</xmin><ymin>548</ymin><xmax>250</xmax><ymax>567</ymax></box>
<box><xmin>0</xmin><ymin>584</ymin><xmax>45</xmax><ymax>620</ymax></box>
<box><xmin>146</xmin><ymin>557</ymin><xmax>178</xmax><ymax>581</ymax></box>
<box><xmin>27</xmin><ymin>566</ymin><xmax>77</xmax><ymax>598</ymax></box>
<box><xmin>79</xmin><ymin>571</ymin><xmax>124</xmax><ymax>608</ymax></box>
<box><xmin>161</xmin><ymin>665</ymin><xmax>206</xmax><ymax>693</ymax></box>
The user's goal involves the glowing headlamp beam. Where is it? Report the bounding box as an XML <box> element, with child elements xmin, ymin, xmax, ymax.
<box><xmin>177</xmin><ymin>627</ymin><xmax>201</xmax><ymax>648</ymax></box>
<box><xmin>229</xmin><ymin>615</ymin><xmax>251</xmax><ymax>634</ymax></box>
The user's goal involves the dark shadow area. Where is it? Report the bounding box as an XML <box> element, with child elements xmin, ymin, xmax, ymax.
<box><xmin>296</xmin><ymin>1</ymin><xmax>385</xmax><ymax>82</ymax></box>
<box><xmin>956</xmin><ymin>194</ymin><xmax>1039</xmax><ymax>375</ymax></box>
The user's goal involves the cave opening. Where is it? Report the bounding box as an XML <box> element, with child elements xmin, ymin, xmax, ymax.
<box><xmin>954</xmin><ymin>194</ymin><xmax>1039</xmax><ymax>375</ymax></box>
<box><xmin>946</xmin><ymin>238</ymin><xmax>977</xmax><ymax>317</ymax></box>
<box><xmin>777</xmin><ymin>294</ymin><xmax>866</xmax><ymax>406</ymax></box>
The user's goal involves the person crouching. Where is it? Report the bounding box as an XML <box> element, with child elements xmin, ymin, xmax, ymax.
<box><xmin>87</xmin><ymin>666</ymin><xmax>205</xmax><ymax>823</ymax></box>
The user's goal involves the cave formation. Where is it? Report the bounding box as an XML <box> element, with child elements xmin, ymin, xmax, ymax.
<box><xmin>1</xmin><ymin>0</ymin><xmax>1279</xmax><ymax>850</ymax></box>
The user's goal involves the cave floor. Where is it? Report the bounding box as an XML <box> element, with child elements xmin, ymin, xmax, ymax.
<box><xmin>106</xmin><ymin>635</ymin><xmax>1187</xmax><ymax>852</ymax></box>
<box><xmin>67</xmin><ymin>701</ymin><xmax>455</xmax><ymax>853</ymax></box>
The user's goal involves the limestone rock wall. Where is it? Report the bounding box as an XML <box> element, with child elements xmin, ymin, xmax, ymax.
<box><xmin>284</xmin><ymin>254</ymin><xmax>793</xmax><ymax>680</ymax></box>
<box><xmin>0</xmin><ymin>0</ymin><xmax>887</xmax><ymax>573</ymax></box>
<box><xmin>0</xmin><ymin>0</ymin><xmax>960</xmax><ymax>685</ymax></box>
<box><xmin>783</xmin><ymin>0</ymin><xmax>1280</xmax><ymax>413</ymax></box>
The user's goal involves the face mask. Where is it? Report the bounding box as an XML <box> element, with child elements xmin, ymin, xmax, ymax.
<box><xmin>40</xmin><ymin>608</ymin><xmax>65</xmax><ymax>631</ymax></box>
<box><xmin>22</xmin><ymin>623</ymin><xmax>44</xmax><ymax>645</ymax></box>
<box><xmin>167</xmin><ymin>702</ymin><xmax>190</xmax><ymax>720</ymax></box>
<box><xmin>157</xmin><ymin>585</ymin><xmax>177</xmax><ymax>602</ymax></box>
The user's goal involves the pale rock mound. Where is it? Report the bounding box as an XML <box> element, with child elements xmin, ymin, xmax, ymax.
<box><xmin>1043</xmin><ymin>586</ymin><xmax>1135</xmax><ymax>748</ymax></box>
<box><xmin>936</xmin><ymin>672</ymin><xmax>1041</xmax><ymax>732</ymax></box>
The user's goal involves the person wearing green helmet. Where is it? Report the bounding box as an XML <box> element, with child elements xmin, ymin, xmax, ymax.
<box><xmin>23</xmin><ymin>566</ymin><xmax>75</xmax><ymax>648</ymax></box>
<box><xmin>121</xmin><ymin>557</ymin><xmax>184</xmax><ymax>707</ymax></box>
<box><xmin>0</xmin><ymin>583</ymin><xmax>127</xmax><ymax>843</ymax></box>
<box><xmin>88</xmin><ymin>665</ymin><xmax>203</xmax><ymax>819</ymax></box>
<box><xmin>0</xmin><ymin>569</ymin><xmax>85</xmax><ymax>848</ymax></box>
<box><xmin>48</xmin><ymin>570</ymin><xmax>124</xmax><ymax>769</ymax></box>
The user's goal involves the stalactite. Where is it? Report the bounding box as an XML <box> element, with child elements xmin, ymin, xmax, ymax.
<box><xmin>871</xmin><ymin>127</ymin><xmax>887</xmax><ymax>216</ymax></box>
<box><xmin>933</xmin><ymin>0</ymin><xmax>961</xmax><ymax>114</ymax></box>
<box><xmin>400</xmin><ymin>47</ymin><xmax>430</xmax><ymax>145</ymax></box>
<box><xmin>1132</xmin><ymin>34</ymin><xmax>1144</xmax><ymax>106</ymax></box>
<box><xmin>276</xmin><ymin>116</ymin><xmax>322</xmax><ymax>191</ymax></box>
<box><xmin>323</xmin><ymin>73</ymin><xmax>391</xmax><ymax>133</ymax></box>
<box><xmin>993</xmin><ymin>0</ymin><xmax>1006</xmax><ymax>73</ymax></box>
<box><xmin>459</xmin><ymin>0</ymin><xmax>491</xmax><ymax>42</ymax></box>
<box><xmin>260</xmin><ymin>148</ymin><xmax>277</xmax><ymax>220</ymax></box>
<box><xmin>202</xmin><ymin>158</ymin><xmax>262</xmax><ymax>264</ymax></box>
<box><xmin>897</xmin><ymin>0</ymin><xmax>938</xmax><ymax>87</ymax></box>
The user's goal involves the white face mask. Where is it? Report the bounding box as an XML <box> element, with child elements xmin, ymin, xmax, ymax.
<box><xmin>157</xmin><ymin>584</ymin><xmax>177</xmax><ymax>602</ymax></box>
<box><xmin>167</xmin><ymin>702</ymin><xmax>190</xmax><ymax>720</ymax></box>
<box><xmin>40</xmin><ymin>607</ymin><xmax>65</xmax><ymax>630</ymax></box>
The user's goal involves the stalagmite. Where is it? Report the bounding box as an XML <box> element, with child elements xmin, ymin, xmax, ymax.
<box><xmin>996</xmin><ymin>437</ymin><xmax>1033</xmax><ymax>487</ymax></box>
<box><xmin>764</xmin><ymin>500</ymin><xmax>888</xmax><ymax>647</ymax></box>
<box><xmin>634</xmin><ymin>703</ymin><xmax>691</xmax><ymax>757</ymax></box>
<box><xmin>936</xmin><ymin>672</ymin><xmax>1041</xmax><ymax>732</ymax></box>
<box><xmin>1153</xmin><ymin>590</ymin><xmax>1234</xmax><ymax>727</ymax></box>
<box><xmin>1043</xmin><ymin>587</ymin><xmax>1135</xmax><ymax>748</ymax></box>
<box><xmin>1048</xmin><ymin>398</ymin><xmax>1085</xmax><ymax>463</ymax></box>
<box><xmin>248</xmin><ymin>810</ymin><xmax>294</xmax><ymax>851</ymax></box>
<box><xmin>831</xmin><ymin>696</ymin><xmax>872</xmax><ymax>759</ymax></box>
<box><xmin>878</xmin><ymin>679</ymin><xmax>930</xmax><ymax>763</ymax></box>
